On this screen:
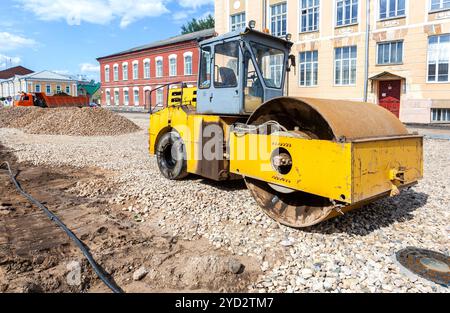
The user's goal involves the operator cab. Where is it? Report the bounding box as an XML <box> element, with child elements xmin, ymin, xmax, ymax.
<box><xmin>197</xmin><ymin>26</ymin><xmax>294</xmax><ymax>115</ymax></box>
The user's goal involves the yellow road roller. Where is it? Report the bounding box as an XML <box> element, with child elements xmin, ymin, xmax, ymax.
<box><xmin>149</xmin><ymin>27</ymin><xmax>423</xmax><ymax>228</ymax></box>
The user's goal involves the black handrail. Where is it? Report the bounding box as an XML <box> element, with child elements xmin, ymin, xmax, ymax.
<box><xmin>148</xmin><ymin>81</ymin><xmax>186</xmax><ymax>114</ymax></box>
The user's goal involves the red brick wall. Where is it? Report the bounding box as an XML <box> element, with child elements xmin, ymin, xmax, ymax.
<box><xmin>98</xmin><ymin>40</ymin><xmax>201</xmax><ymax>108</ymax></box>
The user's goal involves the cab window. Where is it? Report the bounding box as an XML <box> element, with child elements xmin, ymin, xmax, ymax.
<box><xmin>244</xmin><ymin>51</ymin><xmax>263</xmax><ymax>112</ymax></box>
<box><xmin>214</xmin><ymin>41</ymin><xmax>240</xmax><ymax>88</ymax></box>
<box><xmin>250</xmin><ymin>42</ymin><xmax>285</xmax><ymax>89</ymax></box>
<box><xmin>199</xmin><ymin>46</ymin><xmax>212</xmax><ymax>89</ymax></box>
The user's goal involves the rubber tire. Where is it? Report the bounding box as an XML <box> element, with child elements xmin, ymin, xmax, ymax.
<box><xmin>156</xmin><ymin>132</ymin><xmax>188</xmax><ymax>180</ymax></box>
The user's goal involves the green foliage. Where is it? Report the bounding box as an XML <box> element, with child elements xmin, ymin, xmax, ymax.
<box><xmin>181</xmin><ymin>14</ymin><xmax>215</xmax><ymax>35</ymax></box>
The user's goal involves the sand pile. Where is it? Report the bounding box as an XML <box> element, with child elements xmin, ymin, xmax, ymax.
<box><xmin>0</xmin><ymin>107</ymin><xmax>141</xmax><ymax>136</ymax></box>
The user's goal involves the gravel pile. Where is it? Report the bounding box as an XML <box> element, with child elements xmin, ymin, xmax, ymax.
<box><xmin>0</xmin><ymin>107</ymin><xmax>141</xmax><ymax>136</ymax></box>
<box><xmin>0</xmin><ymin>121</ymin><xmax>448</xmax><ymax>293</ymax></box>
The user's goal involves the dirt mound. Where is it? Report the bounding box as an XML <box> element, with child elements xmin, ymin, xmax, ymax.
<box><xmin>0</xmin><ymin>107</ymin><xmax>141</xmax><ymax>136</ymax></box>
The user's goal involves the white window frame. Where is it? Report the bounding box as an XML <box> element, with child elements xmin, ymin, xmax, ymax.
<box><xmin>104</xmin><ymin>65</ymin><xmax>110</xmax><ymax>82</ymax></box>
<box><xmin>156</xmin><ymin>57</ymin><xmax>163</xmax><ymax>77</ymax></box>
<box><xmin>66</xmin><ymin>85</ymin><xmax>71</xmax><ymax>94</ymax></box>
<box><xmin>114</xmin><ymin>89</ymin><xmax>120</xmax><ymax>106</ymax></box>
<box><xmin>300</xmin><ymin>0</ymin><xmax>320</xmax><ymax>33</ymax></box>
<box><xmin>169</xmin><ymin>54</ymin><xmax>177</xmax><ymax>77</ymax></box>
<box><xmin>334</xmin><ymin>46</ymin><xmax>357</xmax><ymax>86</ymax></box>
<box><xmin>144</xmin><ymin>58</ymin><xmax>151</xmax><ymax>79</ymax></box>
<box><xmin>132</xmin><ymin>60</ymin><xmax>139</xmax><ymax>80</ymax></box>
<box><xmin>156</xmin><ymin>88</ymin><xmax>164</xmax><ymax>106</ymax></box>
<box><xmin>270</xmin><ymin>2</ymin><xmax>287</xmax><ymax>37</ymax></box>
<box><xmin>46</xmin><ymin>85</ymin><xmax>51</xmax><ymax>95</ymax></box>
<box><xmin>113</xmin><ymin>64</ymin><xmax>119</xmax><ymax>81</ymax></box>
<box><xmin>123</xmin><ymin>89</ymin><xmax>129</xmax><ymax>106</ymax></box>
<box><xmin>379</xmin><ymin>0</ymin><xmax>406</xmax><ymax>20</ymax></box>
<box><xmin>184</xmin><ymin>52</ymin><xmax>193</xmax><ymax>75</ymax></box>
<box><xmin>122</xmin><ymin>62</ymin><xmax>128</xmax><ymax>81</ymax></box>
<box><xmin>430</xmin><ymin>0</ymin><xmax>450</xmax><ymax>12</ymax></box>
<box><xmin>133</xmin><ymin>88</ymin><xmax>140</xmax><ymax>106</ymax></box>
<box><xmin>336</xmin><ymin>0</ymin><xmax>359</xmax><ymax>27</ymax></box>
<box><xmin>105</xmin><ymin>89</ymin><xmax>111</xmax><ymax>106</ymax></box>
<box><xmin>35</xmin><ymin>84</ymin><xmax>41</xmax><ymax>92</ymax></box>
<box><xmin>427</xmin><ymin>34</ymin><xmax>450</xmax><ymax>83</ymax></box>
<box><xmin>299</xmin><ymin>50</ymin><xmax>319</xmax><ymax>87</ymax></box>
<box><xmin>56</xmin><ymin>85</ymin><xmax>62</xmax><ymax>93</ymax></box>
<box><xmin>230</xmin><ymin>12</ymin><xmax>246</xmax><ymax>31</ymax></box>
<box><xmin>377</xmin><ymin>40</ymin><xmax>404</xmax><ymax>65</ymax></box>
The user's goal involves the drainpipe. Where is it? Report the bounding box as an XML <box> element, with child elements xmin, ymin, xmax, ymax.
<box><xmin>363</xmin><ymin>0</ymin><xmax>371</xmax><ymax>102</ymax></box>
<box><xmin>263</xmin><ymin>0</ymin><xmax>267</xmax><ymax>30</ymax></box>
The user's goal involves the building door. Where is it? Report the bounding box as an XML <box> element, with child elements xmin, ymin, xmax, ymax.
<box><xmin>379</xmin><ymin>80</ymin><xmax>401</xmax><ymax>118</ymax></box>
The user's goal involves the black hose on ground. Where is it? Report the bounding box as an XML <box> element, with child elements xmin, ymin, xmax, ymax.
<box><xmin>0</xmin><ymin>161</ymin><xmax>123</xmax><ymax>294</ymax></box>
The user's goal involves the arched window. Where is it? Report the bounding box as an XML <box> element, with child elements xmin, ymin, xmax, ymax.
<box><xmin>156</xmin><ymin>57</ymin><xmax>163</xmax><ymax>77</ymax></box>
<box><xmin>122</xmin><ymin>63</ymin><xmax>129</xmax><ymax>81</ymax></box>
<box><xmin>144</xmin><ymin>59</ymin><xmax>150</xmax><ymax>79</ymax></box>
<box><xmin>113</xmin><ymin>65</ymin><xmax>119</xmax><ymax>81</ymax></box>
<box><xmin>184</xmin><ymin>53</ymin><xmax>193</xmax><ymax>75</ymax></box>
<box><xmin>105</xmin><ymin>65</ymin><xmax>110</xmax><ymax>82</ymax></box>
<box><xmin>105</xmin><ymin>90</ymin><xmax>111</xmax><ymax>106</ymax></box>
<box><xmin>169</xmin><ymin>54</ymin><xmax>177</xmax><ymax>77</ymax></box>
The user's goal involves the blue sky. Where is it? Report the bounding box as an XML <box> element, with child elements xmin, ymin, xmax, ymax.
<box><xmin>0</xmin><ymin>0</ymin><xmax>214</xmax><ymax>80</ymax></box>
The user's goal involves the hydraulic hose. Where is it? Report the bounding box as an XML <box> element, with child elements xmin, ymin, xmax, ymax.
<box><xmin>0</xmin><ymin>161</ymin><xmax>123</xmax><ymax>294</ymax></box>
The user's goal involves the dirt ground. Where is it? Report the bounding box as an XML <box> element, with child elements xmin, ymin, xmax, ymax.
<box><xmin>0</xmin><ymin>144</ymin><xmax>260</xmax><ymax>293</ymax></box>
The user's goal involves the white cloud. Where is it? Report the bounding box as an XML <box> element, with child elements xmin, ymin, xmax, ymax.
<box><xmin>80</xmin><ymin>63</ymin><xmax>100</xmax><ymax>73</ymax></box>
<box><xmin>16</xmin><ymin>0</ymin><xmax>213</xmax><ymax>28</ymax></box>
<box><xmin>177</xmin><ymin>0</ymin><xmax>214</xmax><ymax>9</ymax></box>
<box><xmin>0</xmin><ymin>32</ymin><xmax>37</xmax><ymax>52</ymax></box>
<box><xmin>0</xmin><ymin>54</ymin><xmax>21</xmax><ymax>68</ymax></box>
<box><xmin>16</xmin><ymin>0</ymin><xmax>170</xmax><ymax>28</ymax></box>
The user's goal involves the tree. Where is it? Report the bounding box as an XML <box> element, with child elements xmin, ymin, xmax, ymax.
<box><xmin>181</xmin><ymin>14</ymin><xmax>215</xmax><ymax>35</ymax></box>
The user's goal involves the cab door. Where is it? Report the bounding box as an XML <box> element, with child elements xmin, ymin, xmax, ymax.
<box><xmin>197</xmin><ymin>40</ymin><xmax>243</xmax><ymax>115</ymax></box>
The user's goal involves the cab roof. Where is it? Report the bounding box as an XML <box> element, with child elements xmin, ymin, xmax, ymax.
<box><xmin>199</xmin><ymin>28</ymin><xmax>293</xmax><ymax>49</ymax></box>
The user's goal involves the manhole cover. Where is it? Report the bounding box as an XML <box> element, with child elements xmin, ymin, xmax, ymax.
<box><xmin>396</xmin><ymin>247</ymin><xmax>449</xmax><ymax>286</ymax></box>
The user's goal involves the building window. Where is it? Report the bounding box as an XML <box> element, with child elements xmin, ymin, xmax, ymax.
<box><xmin>122</xmin><ymin>63</ymin><xmax>128</xmax><ymax>81</ymax></box>
<box><xmin>431</xmin><ymin>0</ymin><xmax>450</xmax><ymax>11</ymax></box>
<box><xmin>432</xmin><ymin>108</ymin><xmax>450</xmax><ymax>122</ymax></box>
<box><xmin>184</xmin><ymin>55</ymin><xmax>193</xmax><ymax>75</ymax></box>
<box><xmin>299</xmin><ymin>51</ymin><xmax>318</xmax><ymax>86</ymax></box>
<box><xmin>66</xmin><ymin>85</ymin><xmax>70</xmax><ymax>94</ymax></box>
<box><xmin>123</xmin><ymin>89</ymin><xmax>129</xmax><ymax>105</ymax></box>
<box><xmin>271</xmin><ymin>2</ymin><xmax>287</xmax><ymax>37</ymax></box>
<box><xmin>114</xmin><ymin>90</ymin><xmax>119</xmax><ymax>105</ymax></box>
<box><xmin>156</xmin><ymin>88</ymin><xmax>164</xmax><ymax>106</ymax></box>
<box><xmin>377</xmin><ymin>41</ymin><xmax>403</xmax><ymax>64</ymax></box>
<box><xmin>428</xmin><ymin>34</ymin><xmax>449</xmax><ymax>82</ymax></box>
<box><xmin>335</xmin><ymin>46</ymin><xmax>357</xmax><ymax>85</ymax></box>
<box><xmin>230</xmin><ymin>12</ymin><xmax>246</xmax><ymax>31</ymax></box>
<box><xmin>144</xmin><ymin>60</ymin><xmax>150</xmax><ymax>79</ymax></box>
<box><xmin>133</xmin><ymin>62</ymin><xmax>139</xmax><ymax>80</ymax></box>
<box><xmin>134</xmin><ymin>89</ymin><xmax>139</xmax><ymax>106</ymax></box>
<box><xmin>379</xmin><ymin>0</ymin><xmax>405</xmax><ymax>19</ymax></box>
<box><xmin>156</xmin><ymin>59</ymin><xmax>163</xmax><ymax>77</ymax></box>
<box><xmin>300</xmin><ymin>0</ymin><xmax>320</xmax><ymax>32</ymax></box>
<box><xmin>106</xmin><ymin>90</ymin><xmax>111</xmax><ymax>105</ymax></box>
<box><xmin>56</xmin><ymin>85</ymin><xmax>62</xmax><ymax>93</ymax></box>
<box><xmin>169</xmin><ymin>56</ymin><xmax>177</xmax><ymax>77</ymax></box>
<box><xmin>46</xmin><ymin>85</ymin><xmax>51</xmax><ymax>95</ymax></box>
<box><xmin>113</xmin><ymin>65</ymin><xmax>119</xmax><ymax>81</ymax></box>
<box><xmin>336</xmin><ymin>0</ymin><xmax>358</xmax><ymax>26</ymax></box>
<box><xmin>35</xmin><ymin>84</ymin><xmax>41</xmax><ymax>92</ymax></box>
<box><xmin>105</xmin><ymin>66</ymin><xmax>110</xmax><ymax>82</ymax></box>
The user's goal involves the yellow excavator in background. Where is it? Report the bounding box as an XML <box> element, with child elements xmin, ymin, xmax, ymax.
<box><xmin>148</xmin><ymin>25</ymin><xmax>423</xmax><ymax>228</ymax></box>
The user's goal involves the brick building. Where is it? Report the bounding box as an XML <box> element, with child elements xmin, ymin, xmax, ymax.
<box><xmin>97</xmin><ymin>29</ymin><xmax>215</xmax><ymax>111</ymax></box>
